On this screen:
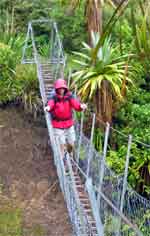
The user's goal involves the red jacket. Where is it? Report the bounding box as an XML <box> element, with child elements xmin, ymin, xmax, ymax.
<box><xmin>48</xmin><ymin>91</ymin><xmax>82</xmax><ymax>128</ymax></box>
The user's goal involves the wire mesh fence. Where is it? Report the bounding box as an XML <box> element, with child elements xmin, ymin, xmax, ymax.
<box><xmin>97</xmin><ymin>188</ymin><xmax>142</xmax><ymax>236</ymax></box>
<box><xmin>75</xmin><ymin>110</ymin><xmax>150</xmax><ymax>235</ymax></box>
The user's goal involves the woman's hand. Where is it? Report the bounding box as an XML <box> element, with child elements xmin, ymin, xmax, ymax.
<box><xmin>80</xmin><ymin>103</ymin><xmax>87</xmax><ymax>111</ymax></box>
<box><xmin>44</xmin><ymin>105</ymin><xmax>51</xmax><ymax>112</ymax></box>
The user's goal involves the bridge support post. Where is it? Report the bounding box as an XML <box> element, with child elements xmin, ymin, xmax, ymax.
<box><xmin>77</xmin><ymin>112</ymin><xmax>84</xmax><ymax>165</ymax></box>
<box><xmin>97</xmin><ymin>122</ymin><xmax>110</xmax><ymax>210</ymax></box>
<box><xmin>86</xmin><ymin>178</ymin><xmax>104</xmax><ymax>236</ymax></box>
<box><xmin>116</xmin><ymin>134</ymin><xmax>132</xmax><ymax>236</ymax></box>
<box><xmin>86</xmin><ymin>113</ymin><xmax>96</xmax><ymax>177</ymax></box>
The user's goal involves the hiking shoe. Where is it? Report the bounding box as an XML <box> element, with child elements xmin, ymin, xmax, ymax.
<box><xmin>65</xmin><ymin>169</ymin><xmax>70</xmax><ymax>176</ymax></box>
<box><xmin>63</xmin><ymin>152</ymin><xmax>67</xmax><ymax>165</ymax></box>
<box><xmin>64</xmin><ymin>163</ymin><xmax>70</xmax><ymax>175</ymax></box>
<box><xmin>63</xmin><ymin>152</ymin><xmax>70</xmax><ymax>175</ymax></box>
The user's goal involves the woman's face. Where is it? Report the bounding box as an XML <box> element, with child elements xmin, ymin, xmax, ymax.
<box><xmin>57</xmin><ymin>88</ymin><xmax>66</xmax><ymax>96</ymax></box>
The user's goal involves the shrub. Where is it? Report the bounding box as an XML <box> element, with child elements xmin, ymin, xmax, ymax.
<box><xmin>0</xmin><ymin>42</ymin><xmax>16</xmax><ymax>80</ymax></box>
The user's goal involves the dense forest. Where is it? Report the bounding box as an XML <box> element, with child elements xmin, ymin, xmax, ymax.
<box><xmin>1</xmin><ymin>0</ymin><xmax>150</xmax><ymax>222</ymax></box>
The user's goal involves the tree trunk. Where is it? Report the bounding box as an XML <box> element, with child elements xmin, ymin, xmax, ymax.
<box><xmin>136</xmin><ymin>164</ymin><xmax>150</xmax><ymax>198</ymax></box>
<box><xmin>96</xmin><ymin>80</ymin><xmax>113</xmax><ymax>125</ymax></box>
<box><xmin>85</xmin><ymin>0</ymin><xmax>103</xmax><ymax>45</ymax></box>
<box><xmin>85</xmin><ymin>0</ymin><xmax>114</xmax><ymax>125</ymax></box>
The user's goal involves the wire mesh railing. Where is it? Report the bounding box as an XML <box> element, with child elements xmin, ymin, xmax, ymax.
<box><xmin>75</xmin><ymin>110</ymin><xmax>150</xmax><ymax>235</ymax></box>
<box><xmin>45</xmin><ymin>112</ymin><xmax>99</xmax><ymax>236</ymax></box>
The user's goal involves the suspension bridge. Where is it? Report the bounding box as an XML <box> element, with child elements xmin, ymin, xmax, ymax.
<box><xmin>21</xmin><ymin>19</ymin><xmax>150</xmax><ymax>236</ymax></box>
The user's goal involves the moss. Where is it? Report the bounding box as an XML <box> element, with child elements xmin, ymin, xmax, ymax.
<box><xmin>0</xmin><ymin>198</ymin><xmax>23</xmax><ymax>236</ymax></box>
<box><xmin>23</xmin><ymin>224</ymin><xmax>46</xmax><ymax>236</ymax></box>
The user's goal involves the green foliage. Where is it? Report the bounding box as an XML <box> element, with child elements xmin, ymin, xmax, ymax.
<box><xmin>15</xmin><ymin>64</ymin><xmax>41</xmax><ymax>113</ymax></box>
<box><xmin>0</xmin><ymin>34</ymin><xmax>25</xmax><ymax>62</ymax></box>
<box><xmin>117</xmin><ymin>87</ymin><xmax>150</xmax><ymax>142</ymax></box>
<box><xmin>24</xmin><ymin>224</ymin><xmax>46</xmax><ymax>236</ymax></box>
<box><xmin>0</xmin><ymin>63</ymin><xmax>40</xmax><ymax>108</ymax></box>
<box><xmin>32</xmin><ymin>225</ymin><xmax>45</xmax><ymax>236</ymax></box>
<box><xmin>15</xmin><ymin>64</ymin><xmax>38</xmax><ymax>94</ymax></box>
<box><xmin>72</xmin><ymin>32</ymin><xmax>132</xmax><ymax>101</ymax></box>
<box><xmin>93</xmin><ymin>128</ymin><xmax>103</xmax><ymax>153</ymax></box>
<box><xmin>0</xmin><ymin>0</ymin><xmax>87</xmax><ymax>54</ymax></box>
<box><xmin>107</xmin><ymin>147</ymin><xmax>127</xmax><ymax>175</ymax></box>
<box><xmin>139</xmin><ymin>209</ymin><xmax>150</xmax><ymax>235</ymax></box>
<box><xmin>112</xmin><ymin>19</ymin><xmax>133</xmax><ymax>55</ymax></box>
<box><xmin>50</xmin><ymin>1</ymin><xmax>87</xmax><ymax>52</ymax></box>
<box><xmin>0</xmin><ymin>35</ymin><xmax>27</xmax><ymax>102</ymax></box>
<box><xmin>130</xmin><ymin>3</ymin><xmax>150</xmax><ymax>75</ymax></box>
<box><xmin>112</xmin><ymin>85</ymin><xmax>150</xmax><ymax>195</ymax></box>
<box><xmin>92</xmin><ymin>0</ymin><xmax>130</xmax><ymax>62</ymax></box>
<box><xmin>0</xmin><ymin>0</ymin><xmax>52</xmax><ymax>34</ymax></box>
<box><xmin>0</xmin><ymin>42</ymin><xmax>16</xmax><ymax>80</ymax></box>
<box><xmin>107</xmin><ymin>141</ymin><xmax>150</xmax><ymax>190</ymax></box>
<box><xmin>104</xmin><ymin>214</ymin><xmax>120</xmax><ymax>235</ymax></box>
<box><xmin>0</xmin><ymin>201</ymin><xmax>23</xmax><ymax>236</ymax></box>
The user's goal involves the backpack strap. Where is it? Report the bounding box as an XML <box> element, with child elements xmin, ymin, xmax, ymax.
<box><xmin>50</xmin><ymin>92</ymin><xmax>74</xmax><ymax>103</ymax></box>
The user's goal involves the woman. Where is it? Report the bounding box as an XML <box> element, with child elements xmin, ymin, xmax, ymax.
<box><xmin>44</xmin><ymin>79</ymin><xmax>87</xmax><ymax>159</ymax></box>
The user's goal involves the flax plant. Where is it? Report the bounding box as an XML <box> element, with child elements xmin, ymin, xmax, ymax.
<box><xmin>72</xmin><ymin>32</ymin><xmax>132</xmax><ymax>123</ymax></box>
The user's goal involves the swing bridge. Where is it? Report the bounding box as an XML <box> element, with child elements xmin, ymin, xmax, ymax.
<box><xmin>22</xmin><ymin>19</ymin><xmax>150</xmax><ymax>236</ymax></box>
